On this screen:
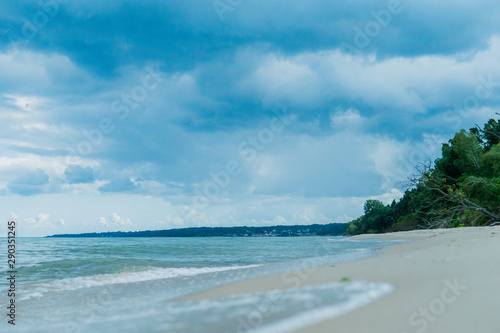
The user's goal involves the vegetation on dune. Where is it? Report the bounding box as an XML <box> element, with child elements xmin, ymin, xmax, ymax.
<box><xmin>347</xmin><ymin>116</ymin><xmax>500</xmax><ymax>235</ymax></box>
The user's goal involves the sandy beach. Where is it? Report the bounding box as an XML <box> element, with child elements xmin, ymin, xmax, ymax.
<box><xmin>181</xmin><ymin>226</ymin><xmax>500</xmax><ymax>333</ymax></box>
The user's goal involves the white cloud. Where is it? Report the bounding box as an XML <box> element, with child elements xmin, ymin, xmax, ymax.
<box><xmin>330</xmin><ymin>108</ymin><xmax>363</xmax><ymax>128</ymax></box>
<box><xmin>24</xmin><ymin>213</ymin><xmax>50</xmax><ymax>227</ymax></box>
<box><xmin>110</xmin><ymin>213</ymin><xmax>133</xmax><ymax>226</ymax></box>
<box><xmin>240</xmin><ymin>36</ymin><xmax>500</xmax><ymax>114</ymax></box>
<box><xmin>0</xmin><ymin>51</ymin><xmax>91</xmax><ymax>94</ymax></box>
<box><xmin>247</xmin><ymin>56</ymin><xmax>323</xmax><ymax>107</ymax></box>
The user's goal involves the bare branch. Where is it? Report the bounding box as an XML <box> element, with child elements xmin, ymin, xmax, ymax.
<box><xmin>407</xmin><ymin>162</ymin><xmax>500</xmax><ymax>227</ymax></box>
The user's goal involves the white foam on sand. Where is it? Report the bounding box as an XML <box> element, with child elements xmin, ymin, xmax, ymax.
<box><xmin>249</xmin><ymin>282</ymin><xmax>394</xmax><ymax>333</ymax></box>
<box><xmin>127</xmin><ymin>281</ymin><xmax>395</xmax><ymax>333</ymax></box>
<box><xmin>19</xmin><ymin>265</ymin><xmax>259</xmax><ymax>300</ymax></box>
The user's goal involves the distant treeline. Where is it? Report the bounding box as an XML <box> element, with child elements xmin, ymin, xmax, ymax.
<box><xmin>347</xmin><ymin>117</ymin><xmax>500</xmax><ymax>235</ymax></box>
<box><xmin>47</xmin><ymin>223</ymin><xmax>348</xmax><ymax>238</ymax></box>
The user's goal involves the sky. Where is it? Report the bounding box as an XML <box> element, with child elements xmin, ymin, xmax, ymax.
<box><xmin>1</xmin><ymin>0</ymin><xmax>500</xmax><ymax>236</ymax></box>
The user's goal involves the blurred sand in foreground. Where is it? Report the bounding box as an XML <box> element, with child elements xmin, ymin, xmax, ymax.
<box><xmin>182</xmin><ymin>226</ymin><xmax>500</xmax><ymax>333</ymax></box>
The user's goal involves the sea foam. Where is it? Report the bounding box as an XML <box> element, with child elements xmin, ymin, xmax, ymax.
<box><xmin>19</xmin><ymin>265</ymin><xmax>259</xmax><ymax>300</ymax></box>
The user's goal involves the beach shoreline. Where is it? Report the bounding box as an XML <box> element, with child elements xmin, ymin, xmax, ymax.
<box><xmin>181</xmin><ymin>226</ymin><xmax>500</xmax><ymax>333</ymax></box>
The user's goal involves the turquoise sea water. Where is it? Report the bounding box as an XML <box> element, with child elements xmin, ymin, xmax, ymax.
<box><xmin>1</xmin><ymin>237</ymin><xmax>400</xmax><ymax>332</ymax></box>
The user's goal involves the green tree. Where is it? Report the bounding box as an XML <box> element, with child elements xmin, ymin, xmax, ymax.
<box><xmin>362</xmin><ymin>200</ymin><xmax>394</xmax><ymax>233</ymax></box>
<box><xmin>482</xmin><ymin>144</ymin><xmax>500</xmax><ymax>177</ymax></box>
<box><xmin>451</xmin><ymin>130</ymin><xmax>483</xmax><ymax>174</ymax></box>
<box><xmin>346</xmin><ymin>117</ymin><xmax>500</xmax><ymax>235</ymax></box>
<box><xmin>471</xmin><ymin>117</ymin><xmax>500</xmax><ymax>150</ymax></box>
<box><xmin>482</xmin><ymin>119</ymin><xmax>500</xmax><ymax>149</ymax></box>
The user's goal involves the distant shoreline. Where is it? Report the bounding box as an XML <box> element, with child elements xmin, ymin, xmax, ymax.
<box><xmin>45</xmin><ymin>223</ymin><xmax>348</xmax><ymax>238</ymax></box>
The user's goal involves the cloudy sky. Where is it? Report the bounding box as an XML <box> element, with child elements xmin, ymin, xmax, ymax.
<box><xmin>1</xmin><ymin>0</ymin><xmax>500</xmax><ymax>236</ymax></box>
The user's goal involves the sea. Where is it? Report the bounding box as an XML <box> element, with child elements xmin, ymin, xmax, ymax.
<box><xmin>1</xmin><ymin>237</ymin><xmax>401</xmax><ymax>332</ymax></box>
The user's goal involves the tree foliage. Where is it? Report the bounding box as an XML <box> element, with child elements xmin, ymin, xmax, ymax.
<box><xmin>347</xmin><ymin>117</ymin><xmax>500</xmax><ymax>235</ymax></box>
